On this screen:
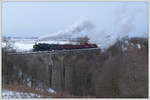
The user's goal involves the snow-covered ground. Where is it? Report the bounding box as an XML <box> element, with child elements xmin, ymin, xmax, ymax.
<box><xmin>2</xmin><ymin>88</ymin><xmax>56</xmax><ymax>98</ymax></box>
<box><xmin>2</xmin><ymin>89</ymin><xmax>42</xmax><ymax>98</ymax></box>
<box><xmin>15</xmin><ymin>42</ymin><xmax>34</xmax><ymax>51</ymax></box>
<box><xmin>2</xmin><ymin>38</ymin><xmax>36</xmax><ymax>51</ymax></box>
<box><xmin>2</xmin><ymin>38</ymin><xmax>72</xmax><ymax>52</ymax></box>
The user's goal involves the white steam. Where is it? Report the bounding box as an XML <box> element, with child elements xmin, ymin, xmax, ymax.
<box><xmin>89</xmin><ymin>5</ymin><xmax>140</xmax><ymax>49</ymax></box>
<box><xmin>38</xmin><ymin>4</ymin><xmax>141</xmax><ymax>50</ymax></box>
<box><xmin>38</xmin><ymin>19</ymin><xmax>94</xmax><ymax>41</ymax></box>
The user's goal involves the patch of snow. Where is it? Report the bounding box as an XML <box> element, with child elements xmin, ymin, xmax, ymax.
<box><xmin>35</xmin><ymin>87</ymin><xmax>44</xmax><ymax>92</ymax></box>
<box><xmin>47</xmin><ymin>88</ymin><xmax>56</xmax><ymax>94</ymax></box>
<box><xmin>15</xmin><ymin>42</ymin><xmax>34</xmax><ymax>51</ymax></box>
<box><xmin>27</xmin><ymin>81</ymin><xmax>32</xmax><ymax>87</ymax></box>
<box><xmin>2</xmin><ymin>42</ymin><xmax>6</xmax><ymax>48</ymax></box>
<box><xmin>18</xmin><ymin>70</ymin><xmax>23</xmax><ymax>78</ymax></box>
<box><xmin>121</xmin><ymin>45</ymin><xmax>128</xmax><ymax>51</ymax></box>
<box><xmin>124</xmin><ymin>40</ymin><xmax>129</xmax><ymax>46</ymax></box>
<box><xmin>137</xmin><ymin>44</ymin><xmax>141</xmax><ymax>49</ymax></box>
<box><xmin>2</xmin><ymin>89</ymin><xmax>42</xmax><ymax>98</ymax></box>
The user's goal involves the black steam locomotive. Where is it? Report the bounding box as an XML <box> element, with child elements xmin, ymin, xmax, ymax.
<box><xmin>33</xmin><ymin>43</ymin><xmax>98</xmax><ymax>51</ymax></box>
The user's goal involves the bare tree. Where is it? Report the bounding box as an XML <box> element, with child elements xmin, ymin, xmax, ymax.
<box><xmin>3</xmin><ymin>37</ymin><xmax>16</xmax><ymax>52</ymax></box>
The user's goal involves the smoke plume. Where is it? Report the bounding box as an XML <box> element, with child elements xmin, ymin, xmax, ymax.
<box><xmin>89</xmin><ymin>4</ymin><xmax>140</xmax><ymax>49</ymax></box>
<box><xmin>38</xmin><ymin>3</ymin><xmax>141</xmax><ymax>50</ymax></box>
<box><xmin>38</xmin><ymin>19</ymin><xmax>94</xmax><ymax>41</ymax></box>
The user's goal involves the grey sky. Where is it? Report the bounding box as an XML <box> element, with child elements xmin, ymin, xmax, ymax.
<box><xmin>2</xmin><ymin>2</ymin><xmax>148</xmax><ymax>38</ymax></box>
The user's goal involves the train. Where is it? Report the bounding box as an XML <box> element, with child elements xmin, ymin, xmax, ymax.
<box><xmin>33</xmin><ymin>43</ymin><xmax>98</xmax><ymax>51</ymax></box>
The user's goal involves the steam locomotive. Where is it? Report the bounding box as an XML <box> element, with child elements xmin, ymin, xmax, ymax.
<box><xmin>33</xmin><ymin>43</ymin><xmax>98</xmax><ymax>51</ymax></box>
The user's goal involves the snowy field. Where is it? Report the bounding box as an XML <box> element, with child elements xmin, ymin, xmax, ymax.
<box><xmin>2</xmin><ymin>38</ymin><xmax>72</xmax><ymax>52</ymax></box>
<box><xmin>2</xmin><ymin>38</ymin><xmax>36</xmax><ymax>51</ymax></box>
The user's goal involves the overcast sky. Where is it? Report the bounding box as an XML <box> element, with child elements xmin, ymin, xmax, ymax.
<box><xmin>2</xmin><ymin>2</ymin><xmax>148</xmax><ymax>38</ymax></box>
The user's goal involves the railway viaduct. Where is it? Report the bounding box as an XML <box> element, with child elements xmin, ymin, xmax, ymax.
<box><xmin>8</xmin><ymin>48</ymin><xmax>104</xmax><ymax>96</ymax></box>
